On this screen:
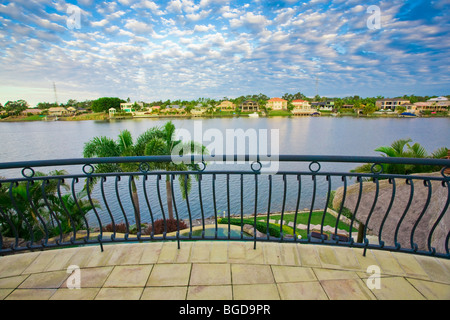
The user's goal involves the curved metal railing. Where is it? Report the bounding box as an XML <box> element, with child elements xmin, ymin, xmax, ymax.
<box><xmin>0</xmin><ymin>155</ymin><xmax>449</xmax><ymax>258</ymax></box>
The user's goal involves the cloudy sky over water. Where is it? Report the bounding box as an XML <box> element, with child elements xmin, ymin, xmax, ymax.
<box><xmin>0</xmin><ymin>0</ymin><xmax>449</xmax><ymax>106</ymax></box>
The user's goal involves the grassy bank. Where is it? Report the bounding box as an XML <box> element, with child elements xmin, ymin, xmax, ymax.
<box><xmin>218</xmin><ymin>211</ymin><xmax>357</xmax><ymax>239</ymax></box>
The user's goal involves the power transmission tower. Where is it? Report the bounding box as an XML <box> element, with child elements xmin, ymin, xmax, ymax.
<box><xmin>53</xmin><ymin>82</ymin><xmax>58</xmax><ymax>106</ymax></box>
<box><xmin>315</xmin><ymin>76</ymin><xmax>319</xmax><ymax>97</ymax></box>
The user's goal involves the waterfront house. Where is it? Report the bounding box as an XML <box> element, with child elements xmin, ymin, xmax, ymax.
<box><xmin>217</xmin><ymin>100</ymin><xmax>236</xmax><ymax>111</ymax></box>
<box><xmin>148</xmin><ymin>106</ymin><xmax>161</xmax><ymax>113</ymax></box>
<box><xmin>427</xmin><ymin>96</ymin><xmax>449</xmax><ymax>102</ymax></box>
<box><xmin>48</xmin><ymin>107</ymin><xmax>68</xmax><ymax>116</ymax></box>
<box><xmin>267</xmin><ymin>98</ymin><xmax>288</xmax><ymax>110</ymax></box>
<box><xmin>376</xmin><ymin>98</ymin><xmax>410</xmax><ymax>111</ymax></box>
<box><xmin>120</xmin><ymin>102</ymin><xmax>144</xmax><ymax>113</ymax></box>
<box><xmin>312</xmin><ymin>101</ymin><xmax>335</xmax><ymax>111</ymax></box>
<box><xmin>240</xmin><ymin>100</ymin><xmax>259</xmax><ymax>112</ymax></box>
<box><xmin>414</xmin><ymin>101</ymin><xmax>449</xmax><ymax>113</ymax></box>
<box><xmin>21</xmin><ymin>108</ymin><xmax>42</xmax><ymax>116</ymax></box>
<box><xmin>291</xmin><ymin>100</ymin><xmax>315</xmax><ymax>116</ymax></box>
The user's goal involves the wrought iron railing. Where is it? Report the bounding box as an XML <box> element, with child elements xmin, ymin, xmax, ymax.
<box><xmin>0</xmin><ymin>155</ymin><xmax>449</xmax><ymax>258</ymax></box>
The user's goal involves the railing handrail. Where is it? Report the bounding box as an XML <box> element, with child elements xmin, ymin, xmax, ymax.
<box><xmin>1</xmin><ymin>154</ymin><xmax>449</xmax><ymax>170</ymax></box>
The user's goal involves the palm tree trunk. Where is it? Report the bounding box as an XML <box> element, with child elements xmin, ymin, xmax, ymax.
<box><xmin>131</xmin><ymin>177</ymin><xmax>141</xmax><ymax>232</ymax></box>
<box><xmin>166</xmin><ymin>176</ymin><xmax>174</xmax><ymax>220</ymax></box>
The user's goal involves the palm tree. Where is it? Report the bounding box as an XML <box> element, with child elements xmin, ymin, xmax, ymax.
<box><xmin>83</xmin><ymin>122</ymin><xmax>208</xmax><ymax>229</ymax></box>
<box><xmin>352</xmin><ymin>138</ymin><xmax>448</xmax><ymax>175</ymax></box>
<box><xmin>140</xmin><ymin>121</ymin><xmax>208</xmax><ymax>220</ymax></box>
<box><xmin>83</xmin><ymin>130</ymin><xmax>143</xmax><ymax>231</ymax></box>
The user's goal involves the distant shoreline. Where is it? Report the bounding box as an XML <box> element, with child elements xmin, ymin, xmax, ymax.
<box><xmin>1</xmin><ymin>111</ymin><xmax>449</xmax><ymax>123</ymax></box>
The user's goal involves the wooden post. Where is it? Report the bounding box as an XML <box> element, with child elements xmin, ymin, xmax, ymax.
<box><xmin>357</xmin><ymin>223</ymin><xmax>365</xmax><ymax>244</ymax></box>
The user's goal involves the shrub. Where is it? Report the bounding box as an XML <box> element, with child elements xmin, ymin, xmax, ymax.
<box><xmin>102</xmin><ymin>223</ymin><xmax>128</xmax><ymax>234</ymax></box>
<box><xmin>146</xmin><ymin>218</ymin><xmax>188</xmax><ymax>235</ymax></box>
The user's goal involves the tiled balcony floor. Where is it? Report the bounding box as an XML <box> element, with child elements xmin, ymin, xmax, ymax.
<box><xmin>0</xmin><ymin>241</ymin><xmax>449</xmax><ymax>300</ymax></box>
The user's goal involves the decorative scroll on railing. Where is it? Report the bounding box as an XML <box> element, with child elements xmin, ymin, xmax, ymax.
<box><xmin>0</xmin><ymin>155</ymin><xmax>449</xmax><ymax>258</ymax></box>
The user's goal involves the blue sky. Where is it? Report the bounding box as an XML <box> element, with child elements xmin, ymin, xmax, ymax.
<box><xmin>0</xmin><ymin>0</ymin><xmax>449</xmax><ymax>106</ymax></box>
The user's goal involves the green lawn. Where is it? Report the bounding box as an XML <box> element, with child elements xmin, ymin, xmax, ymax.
<box><xmin>218</xmin><ymin>211</ymin><xmax>356</xmax><ymax>239</ymax></box>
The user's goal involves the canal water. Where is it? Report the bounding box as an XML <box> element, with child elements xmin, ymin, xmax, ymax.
<box><xmin>0</xmin><ymin>117</ymin><xmax>449</xmax><ymax>226</ymax></box>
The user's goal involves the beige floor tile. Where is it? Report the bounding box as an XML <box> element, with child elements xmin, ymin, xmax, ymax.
<box><xmin>244</xmin><ymin>242</ymin><xmax>265</xmax><ymax>264</ymax></box>
<box><xmin>209</xmin><ymin>242</ymin><xmax>228</xmax><ymax>263</ymax></box>
<box><xmin>393</xmin><ymin>253</ymin><xmax>431</xmax><ymax>280</ymax></box>
<box><xmin>351</xmin><ymin>248</ymin><xmax>380</xmax><ymax>272</ymax></box>
<box><xmin>415</xmin><ymin>256</ymin><xmax>450</xmax><ymax>284</ymax></box>
<box><xmin>187</xmin><ymin>285</ymin><xmax>233</xmax><ymax>300</ymax></box>
<box><xmin>190</xmin><ymin>264</ymin><xmax>231</xmax><ymax>286</ymax></box>
<box><xmin>0</xmin><ymin>275</ymin><xmax>29</xmax><ymax>289</ymax></box>
<box><xmin>104</xmin><ymin>265</ymin><xmax>153</xmax><ymax>288</ymax></box>
<box><xmin>406</xmin><ymin>278</ymin><xmax>450</xmax><ymax>300</ymax></box>
<box><xmin>320</xmin><ymin>279</ymin><xmax>377</xmax><ymax>300</ymax></box>
<box><xmin>233</xmin><ymin>284</ymin><xmax>280</xmax><ymax>300</ymax></box>
<box><xmin>0</xmin><ymin>289</ymin><xmax>14</xmax><ymax>300</ymax></box>
<box><xmin>60</xmin><ymin>266</ymin><xmax>113</xmax><ymax>288</ymax></box>
<box><xmin>296</xmin><ymin>244</ymin><xmax>321</xmax><ymax>267</ymax></box>
<box><xmin>44</xmin><ymin>247</ymin><xmax>79</xmax><ymax>272</ymax></box>
<box><xmin>231</xmin><ymin>264</ymin><xmax>274</xmax><ymax>285</ymax></box>
<box><xmin>317</xmin><ymin>246</ymin><xmax>340</xmax><ymax>269</ymax></box>
<box><xmin>119</xmin><ymin>244</ymin><xmax>146</xmax><ymax>265</ymax></box>
<box><xmin>313</xmin><ymin>268</ymin><xmax>360</xmax><ymax>281</ymax></box>
<box><xmin>85</xmin><ymin>245</ymin><xmax>116</xmax><ymax>268</ymax></box>
<box><xmin>279</xmin><ymin>244</ymin><xmax>300</xmax><ymax>266</ymax></box>
<box><xmin>147</xmin><ymin>264</ymin><xmax>192</xmax><ymax>287</ymax></box>
<box><xmin>50</xmin><ymin>288</ymin><xmax>100</xmax><ymax>300</ymax></box>
<box><xmin>277</xmin><ymin>282</ymin><xmax>328</xmax><ymax>300</ymax></box>
<box><xmin>271</xmin><ymin>266</ymin><xmax>316</xmax><ymax>283</ymax></box>
<box><xmin>22</xmin><ymin>251</ymin><xmax>57</xmax><ymax>274</ymax></box>
<box><xmin>334</xmin><ymin>247</ymin><xmax>362</xmax><ymax>270</ymax></box>
<box><xmin>228</xmin><ymin>242</ymin><xmax>247</xmax><ymax>263</ymax></box>
<box><xmin>95</xmin><ymin>288</ymin><xmax>143</xmax><ymax>300</ymax></box>
<box><xmin>6</xmin><ymin>289</ymin><xmax>57</xmax><ymax>300</ymax></box>
<box><xmin>139</xmin><ymin>242</ymin><xmax>163</xmax><ymax>264</ymax></box>
<box><xmin>19</xmin><ymin>271</ymin><xmax>69</xmax><ymax>289</ymax></box>
<box><xmin>158</xmin><ymin>242</ymin><xmax>179</xmax><ymax>263</ymax></box>
<box><xmin>175</xmin><ymin>242</ymin><xmax>192</xmax><ymax>263</ymax></box>
<box><xmin>371</xmin><ymin>250</ymin><xmax>406</xmax><ymax>276</ymax></box>
<box><xmin>66</xmin><ymin>246</ymin><xmax>97</xmax><ymax>269</ymax></box>
<box><xmin>190</xmin><ymin>242</ymin><xmax>212</xmax><ymax>263</ymax></box>
<box><xmin>141</xmin><ymin>286</ymin><xmax>187</xmax><ymax>300</ymax></box>
<box><xmin>0</xmin><ymin>252</ymin><xmax>41</xmax><ymax>278</ymax></box>
<box><xmin>263</xmin><ymin>242</ymin><xmax>281</xmax><ymax>265</ymax></box>
<box><xmin>369</xmin><ymin>277</ymin><xmax>425</xmax><ymax>300</ymax></box>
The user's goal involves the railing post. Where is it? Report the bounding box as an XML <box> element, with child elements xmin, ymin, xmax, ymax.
<box><xmin>357</xmin><ymin>223</ymin><xmax>365</xmax><ymax>244</ymax></box>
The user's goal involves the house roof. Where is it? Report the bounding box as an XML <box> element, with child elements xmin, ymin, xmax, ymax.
<box><xmin>268</xmin><ymin>98</ymin><xmax>287</xmax><ymax>102</ymax></box>
<box><xmin>48</xmin><ymin>107</ymin><xmax>67</xmax><ymax>112</ymax></box>
<box><xmin>292</xmin><ymin>99</ymin><xmax>308</xmax><ymax>103</ymax></box>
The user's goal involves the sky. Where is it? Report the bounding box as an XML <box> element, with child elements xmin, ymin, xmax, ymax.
<box><xmin>0</xmin><ymin>0</ymin><xmax>449</xmax><ymax>107</ymax></box>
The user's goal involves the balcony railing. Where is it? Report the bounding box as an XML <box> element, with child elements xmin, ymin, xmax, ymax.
<box><xmin>0</xmin><ymin>155</ymin><xmax>449</xmax><ymax>259</ymax></box>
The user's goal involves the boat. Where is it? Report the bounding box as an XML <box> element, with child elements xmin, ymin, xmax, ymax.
<box><xmin>399</xmin><ymin>112</ymin><xmax>417</xmax><ymax>118</ymax></box>
<box><xmin>248</xmin><ymin>112</ymin><xmax>259</xmax><ymax>118</ymax></box>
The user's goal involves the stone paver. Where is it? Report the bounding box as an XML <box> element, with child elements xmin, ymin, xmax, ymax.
<box><xmin>0</xmin><ymin>241</ymin><xmax>449</xmax><ymax>300</ymax></box>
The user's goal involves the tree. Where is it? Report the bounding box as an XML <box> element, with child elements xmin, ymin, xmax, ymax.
<box><xmin>0</xmin><ymin>170</ymin><xmax>97</xmax><ymax>241</ymax></box>
<box><xmin>91</xmin><ymin>97</ymin><xmax>125</xmax><ymax>113</ymax></box>
<box><xmin>352</xmin><ymin>138</ymin><xmax>448</xmax><ymax>175</ymax></box>
<box><xmin>140</xmin><ymin>121</ymin><xmax>208</xmax><ymax>220</ymax></box>
<box><xmin>4</xmin><ymin>100</ymin><xmax>28</xmax><ymax>115</ymax></box>
<box><xmin>83</xmin><ymin>130</ymin><xmax>143</xmax><ymax>231</ymax></box>
<box><xmin>82</xmin><ymin>122</ymin><xmax>208</xmax><ymax>229</ymax></box>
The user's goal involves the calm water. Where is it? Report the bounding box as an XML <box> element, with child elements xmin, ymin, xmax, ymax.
<box><xmin>1</xmin><ymin>117</ymin><xmax>449</xmax><ymax>225</ymax></box>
